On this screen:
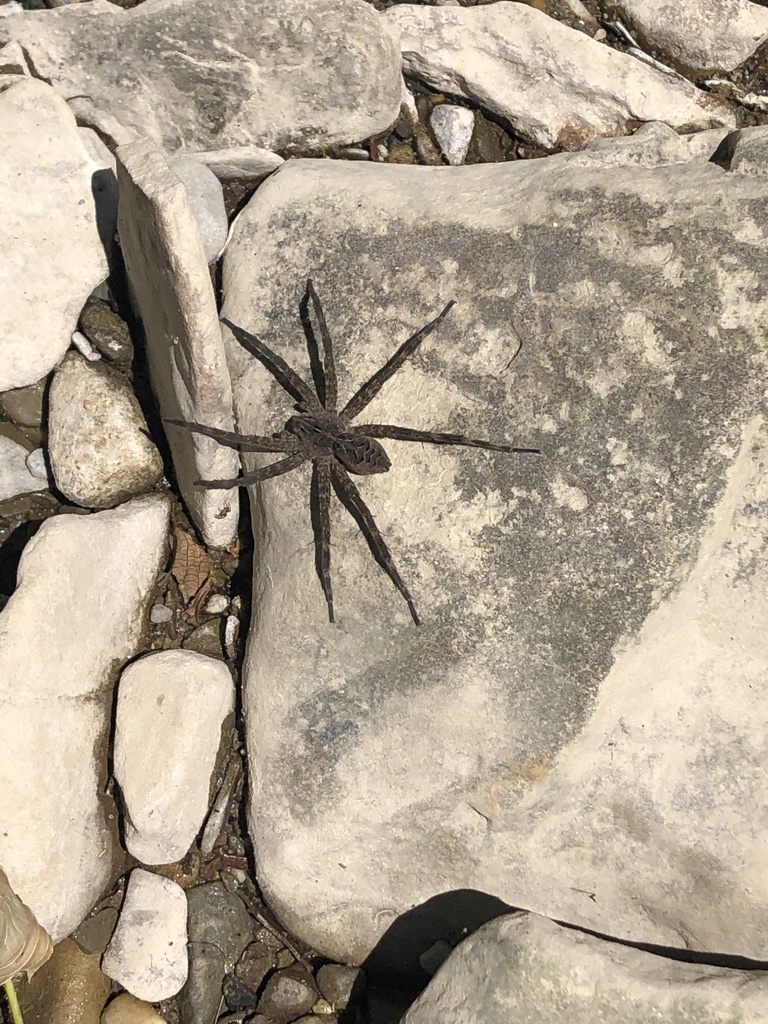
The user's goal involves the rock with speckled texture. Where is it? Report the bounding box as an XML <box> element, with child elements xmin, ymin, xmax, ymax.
<box><xmin>0</xmin><ymin>0</ymin><xmax>401</xmax><ymax>154</ymax></box>
<box><xmin>48</xmin><ymin>351</ymin><xmax>163</xmax><ymax>509</ymax></box>
<box><xmin>221</xmin><ymin>128</ymin><xmax>768</xmax><ymax>965</ymax></box>
<box><xmin>403</xmin><ymin>914</ymin><xmax>768</xmax><ymax>1024</ymax></box>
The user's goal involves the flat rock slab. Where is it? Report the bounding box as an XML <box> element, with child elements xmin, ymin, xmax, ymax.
<box><xmin>611</xmin><ymin>0</ymin><xmax>768</xmax><ymax>75</ymax></box>
<box><xmin>117</xmin><ymin>137</ymin><xmax>238</xmax><ymax>547</ymax></box>
<box><xmin>0</xmin><ymin>495</ymin><xmax>170</xmax><ymax>942</ymax></box>
<box><xmin>220</xmin><ymin>132</ymin><xmax>768</xmax><ymax>962</ymax></box>
<box><xmin>403</xmin><ymin>913</ymin><xmax>768</xmax><ymax>1024</ymax></box>
<box><xmin>385</xmin><ymin>3</ymin><xmax>736</xmax><ymax>150</ymax></box>
<box><xmin>0</xmin><ymin>0</ymin><xmax>401</xmax><ymax>154</ymax></box>
<box><xmin>0</xmin><ymin>78</ymin><xmax>109</xmax><ymax>390</ymax></box>
<box><xmin>114</xmin><ymin>650</ymin><xmax>234</xmax><ymax>865</ymax></box>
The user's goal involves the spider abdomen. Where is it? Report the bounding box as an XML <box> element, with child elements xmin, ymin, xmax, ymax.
<box><xmin>334</xmin><ymin>433</ymin><xmax>391</xmax><ymax>475</ymax></box>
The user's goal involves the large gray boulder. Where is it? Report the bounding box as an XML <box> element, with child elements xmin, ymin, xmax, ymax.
<box><xmin>403</xmin><ymin>913</ymin><xmax>768</xmax><ymax>1024</ymax></box>
<box><xmin>0</xmin><ymin>0</ymin><xmax>402</xmax><ymax>154</ymax></box>
<box><xmin>216</xmin><ymin>124</ymin><xmax>768</xmax><ymax>965</ymax></box>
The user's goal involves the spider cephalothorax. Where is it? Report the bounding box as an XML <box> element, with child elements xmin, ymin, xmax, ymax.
<box><xmin>167</xmin><ymin>280</ymin><xmax>539</xmax><ymax>625</ymax></box>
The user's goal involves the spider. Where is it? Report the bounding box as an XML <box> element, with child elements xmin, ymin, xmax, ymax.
<box><xmin>167</xmin><ymin>281</ymin><xmax>540</xmax><ymax>625</ymax></box>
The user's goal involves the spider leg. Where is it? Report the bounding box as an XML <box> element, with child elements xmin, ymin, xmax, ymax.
<box><xmin>221</xmin><ymin>317</ymin><xmax>319</xmax><ymax>409</ymax></box>
<box><xmin>165</xmin><ymin>419</ymin><xmax>295</xmax><ymax>453</ymax></box>
<box><xmin>342</xmin><ymin>300</ymin><xmax>455</xmax><ymax>421</ymax></box>
<box><xmin>355</xmin><ymin>424</ymin><xmax>541</xmax><ymax>454</ymax></box>
<box><xmin>305</xmin><ymin>279</ymin><xmax>338</xmax><ymax>412</ymax></box>
<box><xmin>195</xmin><ymin>453</ymin><xmax>306</xmax><ymax>489</ymax></box>
<box><xmin>310</xmin><ymin>460</ymin><xmax>335</xmax><ymax>623</ymax></box>
<box><xmin>329</xmin><ymin>461</ymin><xmax>420</xmax><ymax>625</ymax></box>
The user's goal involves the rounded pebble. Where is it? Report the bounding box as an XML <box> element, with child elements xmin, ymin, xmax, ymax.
<box><xmin>149</xmin><ymin>604</ymin><xmax>173</xmax><ymax>624</ymax></box>
<box><xmin>101</xmin><ymin>993</ymin><xmax>166</xmax><ymax>1024</ymax></box>
<box><xmin>257</xmin><ymin>966</ymin><xmax>318</xmax><ymax>1022</ymax></box>
<box><xmin>25</xmin><ymin>448</ymin><xmax>50</xmax><ymax>482</ymax></box>
<box><xmin>204</xmin><ymin>593</ymin><xmax>229</xmax><ymax>615</ymax></box>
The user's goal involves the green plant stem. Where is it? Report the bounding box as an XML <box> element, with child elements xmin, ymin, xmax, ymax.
<box><xmin>2</xmin><ymin>979</ymin><xmax>23</xmax><ymax>1024</ymax></box>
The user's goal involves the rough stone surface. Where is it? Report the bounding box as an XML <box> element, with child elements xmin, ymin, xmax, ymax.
<box><xmin>178</xmin><ymin>883</ymin><xmax>255</xmax><ymax>1024</ymax></box>
<box><xmin>606</xmin><ymin>0</ymin><xmax>768</xmax><ymax>75</ymax></box>
<box><xmin>0</xmin><ymin>436</ymin><xmax>46</xmax><ymax>500</ymax></box>
<box><xmin>429</xmin><ymin>104</ymin><xmax>474</xmax><ymax>165</ymax></box>
<box><xmin>220</xmin><ymin>135</ymin><xmax>768</xmax><ymax>963</ymax></box>
<box><xmin>114</xmin><ymin>650</ymin><xmax>234</xmax><ymax>865</ymax></box>
<box><xmin>102</xmin><ymin>870</ymin><xmax>188</xmax><ymax>1002</ymax></box>
<box><xmin>316</xmin><ymin>964</ymin><xmax>362</xmax><ymax>1009</ymax></box>
<box><xmin>385</xmin><ymin>3</ymin><xmax>736</xmax><ymax>151</ymax></box>
<box><xmin>256</xmin><ymin>966</ymin><xmax>318</xmax><ymax>1022</ymax></box>
<box><xmin>117</xmin><ymin>137</ymin><xmax>238</xmax><ymax>548</ymax></box>
<box><xmin>48</xmin><ymin>352</ymin><xmax>163</xmax><ymax>508</ymax></box>
<box><xmin>403</xmin><ymin>914</ymin><xmax>768</xmax><ymax>1024</ymax></box>
<box><xmin>0</xmin><ymin>78</ymin><xmax>109</xmax><ymax>390</ymax></box>
<box><xmin>0</xmin><ymin>0</ymin><xmax>402</xmax><ymax>154</ymax></box>
<box><xmin>0</xmin><ymin>496</ymin><xmax>169</xmax><ymax>943</ymax></box>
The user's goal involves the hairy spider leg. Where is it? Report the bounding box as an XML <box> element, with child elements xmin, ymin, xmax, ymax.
<box><xmin>222</xmin><ymin>317</ymin><xmax>320</xmax><ymax>410</ymax></box>
<box><xmin>355</xmin><ymin>424</ymin><xmax>542</xmax><ymax>455</ymax></box>
<box><xmin>300</xmin><ymin>279</ymin><xmax>338</xmax><ymax>413</ymax></box>
<box><xmin>195</xmin><ymin>452</ymin><xmax>307</xmax><ymax>489</ymax></box>
<box><xmin>329</xmin><ymin>461</ymin><xmax>420</xmax><ymax>626</ymax></box>
<box><xmin>311</xmin><ymin>460</ymin><xmax>335</xmax><ymax>622</ymax></box>
<box><xmin>342</xmin><ymin>300</ymin><xmax>456</xmax><ymax>421</ymax></box>
<box><xmin>165</xmin><ymin>419</ymin><xmax>295</xmax><ymax>453</ymax></box>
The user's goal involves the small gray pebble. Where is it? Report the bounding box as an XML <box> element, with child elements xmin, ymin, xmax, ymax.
<box><xmin>419</xmin><ymin>938</ymin><xmax>454</xmax><ymax>976</ymax></box>
<box><xmin>316</xmin><ymin>963</ymin><xmax>364</xmax><ymax>1009</ymax></box>
<box><xmin>150</xmin><ymin>604</ymin><xmax>173</xmax><ymax>624</ymax></box>
<box><xmin>257</xmin><ymin>966</ymin><xmax>318</xmax><ymax>1022</ymax></box>
<box><xmin>25</xmin><ymin>449</ymin><xmax>50</xmax><ymax>482</ymax></box>
<box><xmin>71</xmin><ymin>906</ymin><xmax>119</xmax><ymax>955</ymax></box>
<box><xmin>0</xmin><ymin>379</ymin><xmax>46</xmax><ymax>428</ymax></box>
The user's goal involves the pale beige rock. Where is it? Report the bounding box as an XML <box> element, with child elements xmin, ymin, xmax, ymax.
<box><xmin>607</xmin><ymin>0</ymin><xmax>768</xmax><ymax>74</ymax></box>
<box><xmin>404</xmin><ymin>914</ymin><xmax>768</xmax><ymax>1024</ymax></box>
<box><xmin>385</xmin><ymin>3</ymin><xmax>736</xmax><ymax>150</ymax></box>
<box><xmin>48</xmin><ymin>352</ymin><xmax>164</xmax><ymax>508</ymax></box>
<box><xmin>101</xmin><ymin>993</ymin><xmax>166</xmax><ymax>1024</ymax></box>
<box><xmin>0</xmin><ymin>79</ymin><xmax>109</xmax><ymax>390</ymax></box>
<box><xmin>0</xmin><ymin>496</ymin><xmax>169</xmax><ymax>942</ymax></box>
<box><xmin>102</xmin><ymin>870</ymin><xmax>187</xmax><ymax>1001</ymax></box>
<box><xmin>224</xmin><ymin>148</ymin><xmax>768</xmax><ymax>964</ymax></box>
<box><xmin>117</xmin><ymin>137</ymin><xmax>238</xmax><ymax>547</ymax></box>
<box><xmin>0</xmin><ymin>0</ymin><xmax>401</xmax><ymax>154</ymax></box>
<box><xmin>114</xmin><ymin>650</ymin><xmax>235</xmax><ymax>865</ymax></box>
